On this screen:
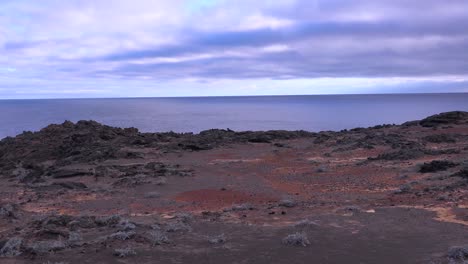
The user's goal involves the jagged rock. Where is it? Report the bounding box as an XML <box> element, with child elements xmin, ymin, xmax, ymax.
<box><xmin>419</xmin><ymin>111</ymin><xmax>468</xmax><ymax>127</ymax></box>
<box><xmin>0</xmin><ymin>237</ymin><xmax>22</xmax><ymax>257</ymax></box>
<box><xmin>52</xmin><ymin>168</ymin><xmax>93</xmax><ymax>179</ymax></box>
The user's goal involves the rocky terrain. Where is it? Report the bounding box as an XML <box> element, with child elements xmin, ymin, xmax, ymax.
<box><xmin>0</xmin><ymin>111</ymin><xmax>467</xmax><ymax>263</ymax></box>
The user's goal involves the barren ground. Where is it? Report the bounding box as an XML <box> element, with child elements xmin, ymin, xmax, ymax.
<box><xmin>0</xmin><ymin>111</ymin><xmax>467</xmax><ymax>263</ymax></box>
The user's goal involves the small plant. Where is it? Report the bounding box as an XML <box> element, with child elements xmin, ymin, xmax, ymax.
<box><xmin>146</xmin><ymin>230</ymin><xmax>169</xmax><ymax>245</ymax></box>
<box><xmin>175</xmin><ymin>212</ymin><xmax>193</xmax><ymax>223</ymax></box>
<box><xmin>282</xmin><ymin>232</ymin><xmax>310</xmax><ymax>247</ymax></box>
<box><xmin>113</xmin><ymin>247</ymin><xmax>136</xmax><ymax>258</ymax></box>
<box><xmin>109</xmin><ymin>231</ymin><xmax>136</xmax><ymax>240</ymax></box>
<box><xmin>95</xmin><ymin>215</ymin><xmax>122</xmax><ymax>227</ymax></box>
<box><xmin>30</xmin><ymin>240</ymin><xmax>67</xmax><ymax>254</ymax></box>
<box><xmin>164</xmin><ymin>221</ymin><xmax>191</xmax><ymax>233</ymax></box>
<box><xmin>67</xmin><ymin>232</ymin><xmax>82</xmax><ymax>246</ymax></box>
<box><xmin>117</xmin><ymin>219</ymin><xmax>136</xmax><ymax>231</ymax></box>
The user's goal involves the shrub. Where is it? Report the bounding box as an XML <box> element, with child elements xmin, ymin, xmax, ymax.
<box><xmin>174</xmin><ymin>212</ymin><xmax>193</xmax><ymax>223</ymax></box>
<box><xmin>164</xmin><ymin>221</ymin><xmax>191</xmax><ymax>233</ymax></box>
<box><xmin>30</xmin><ymin>240</ymin><xmax>67</xmax><ymax>254</ymax></box>
<box><xmin>117</xmin><ymin>219</ymin><xmax>136</xmax><ymax>231</ymax></box>
<box><xmin>109</xmin><ymin>231</ymin><xmax>136</xmax><ymax>240</ymax></box>
<box><xmin>282</xmin><ymin>232</ymin><xmax>310</xmax><ymax>247</ymax></box>
<box><xmin>95</xmin><ymin>215</ymin><xmax>122</xmax><ymax>227</ymax></box>
<box><xmin>67</xmin><ymin>232</ymin><xmax>82</xmax><ymax>246</ymax></box>
<box><xmin>146</xmin><ymin>230</ymin><xmax>169</xmax><ymax>246</ymax></box>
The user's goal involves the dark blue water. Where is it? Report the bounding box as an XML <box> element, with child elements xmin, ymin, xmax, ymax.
<box><xmin>1</xmin><ymin>94</ymin><xmax>467</xmax><ymax>138</ymax></box>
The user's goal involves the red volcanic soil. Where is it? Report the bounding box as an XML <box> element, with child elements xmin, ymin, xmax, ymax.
<box><xmin>0</xmin><ymin>112</ymin><xmax>467</xmax><ymax>263</ymax></box>
<box><xmin>175</xmin><ymin>189</ymin><xmax>277</xmax><ymax>209</ymax></box>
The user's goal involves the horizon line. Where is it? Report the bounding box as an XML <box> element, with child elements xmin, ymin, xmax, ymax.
<box><xmin>1</xmin><ymin>91</ymin><xmax>467</xmax><ymax>101</ymax></box>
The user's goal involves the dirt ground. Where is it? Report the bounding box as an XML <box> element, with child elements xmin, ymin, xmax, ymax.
<box><xmin>0</xmin><ymin>111</ymin><xmax>467</xmax><ymax>263</ymax></box>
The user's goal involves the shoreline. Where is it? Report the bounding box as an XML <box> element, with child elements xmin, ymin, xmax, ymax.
<box><xmin>0</xmin><ymin>111</ymin><xmax>467</xmax><ymax>263</ymax></box>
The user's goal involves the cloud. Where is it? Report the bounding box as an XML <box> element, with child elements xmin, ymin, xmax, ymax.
<box><xmin>1</xmin><ymin>0</ymin><xmax>468</xmax><ymax>98</ymax></box>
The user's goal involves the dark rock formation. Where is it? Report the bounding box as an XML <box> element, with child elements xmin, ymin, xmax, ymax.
<box><xmin>419</xmin><ymin>111</ymin><xmax>468</xmax><ymax>127</ymax></box>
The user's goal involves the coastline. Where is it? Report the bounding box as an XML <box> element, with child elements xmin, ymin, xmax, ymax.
<box><xmin>0</xmin><ymin>111</ymin><xmax>467</xmax><ymax>263</ymax></box>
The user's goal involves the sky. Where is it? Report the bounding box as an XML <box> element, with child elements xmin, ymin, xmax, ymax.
<box><xmin>1</xmin><ymin>0</ymin><xmax>468</xmax><ymax>99</ymax></box>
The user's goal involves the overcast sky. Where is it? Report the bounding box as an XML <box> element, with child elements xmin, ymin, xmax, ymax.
<box><xmin>1</xmin><ymin>0</ymin><xmax>468</xmax><ymax>98</ymax></box>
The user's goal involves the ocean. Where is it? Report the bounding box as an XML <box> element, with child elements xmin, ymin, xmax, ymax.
<box><xmin>1</xmin><ymin>93</ymin><xmax>467</xmax><ymax>139</ymax></box>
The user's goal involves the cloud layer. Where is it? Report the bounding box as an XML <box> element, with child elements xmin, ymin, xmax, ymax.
<box><xmin>1</xmin><ymin>0</ymin><xmax>468</xmax><ymax>98</ymax></box>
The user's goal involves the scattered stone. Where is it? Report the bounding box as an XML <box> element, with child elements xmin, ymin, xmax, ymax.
<box><xmin>343</xmin><ymin>205</ymin><xmax>361</xmax><ymax>212</ymax></box>
<box><xmin>0</xmin><ymin>204</ymin><xmax>16</xmax><ymax>218</ymax></box>
<box><xmin>419</xmin><ymin>160</ymin><xmax>458</xmax><ymax>173</ymax></box>
<box><xmin>51</xmin><ymin>182</ymin><xmax>87</xmax><ymax>190</ymax></box>
<box><xmin>282</xmin><ymin>232</ymin><xmax>311</xmax><ymax>247</ymax></box>
<box><xmin>294</xmin><ymin>219</ymin><xmax>319</xmax><ymax>228</ymax></box>
<box><xmin>155</xmin><ymin>177</ymin><xmax>167</xmax><ymax>185</ymax></box>
<box><xmin>423</xmin><ymin>134</ymin><xmax>456</xmax><ymax>143</ymax></box>
<box><xmin>369</xmin><ymin>148</ymin><xmax>424</xmax><ymax>161</ymax></box>
<box><xmin>113</xmin><ymin>248</ymin><xmax>136</xmax><ymax>258</ymax></box>
<box><xmin>0</xmin><ymin>237</ymin><xmax>22</xmax><ymax>257</ymax></box>
<box><xmin>315</xmin><ymin>167</ymin><xmax>327</xmax><ymax>173</ymax></box>
<box><xmin>227</xmin><ymin>203</ymin><xmax>254</xmax><ymax>212</ymax></box>
<box><xmin>394</xmin><ymin>184</ymin><xmax>412</xmax><ymax>194</ymax></box>
<box><xmin>447</xmin><ymin>246</ymin><xmax>468</xmax><ymax>261</ymax></box>
<box><xmin>208</xmin><ymin>234</ymin><xmax>226</xmax><ymax>244</ymax></box>
<box><xmin>451</xmin><ymin>169</ymin><xmax>468</xmax><ymax>180</ymax></box>
<box><xmin>278</xmin><ymin>199</ymin><xmax>297</xmax><ymax>208</ymax></box>
<box><xmin>52</xmin><ymin>168</ymin><xmax>93</xmax><ymax>179</ymax></box>
<box><xmin>144</xmin><ymin>191</ymin><xmax>161</xmax><ymax>198</ymax></box>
